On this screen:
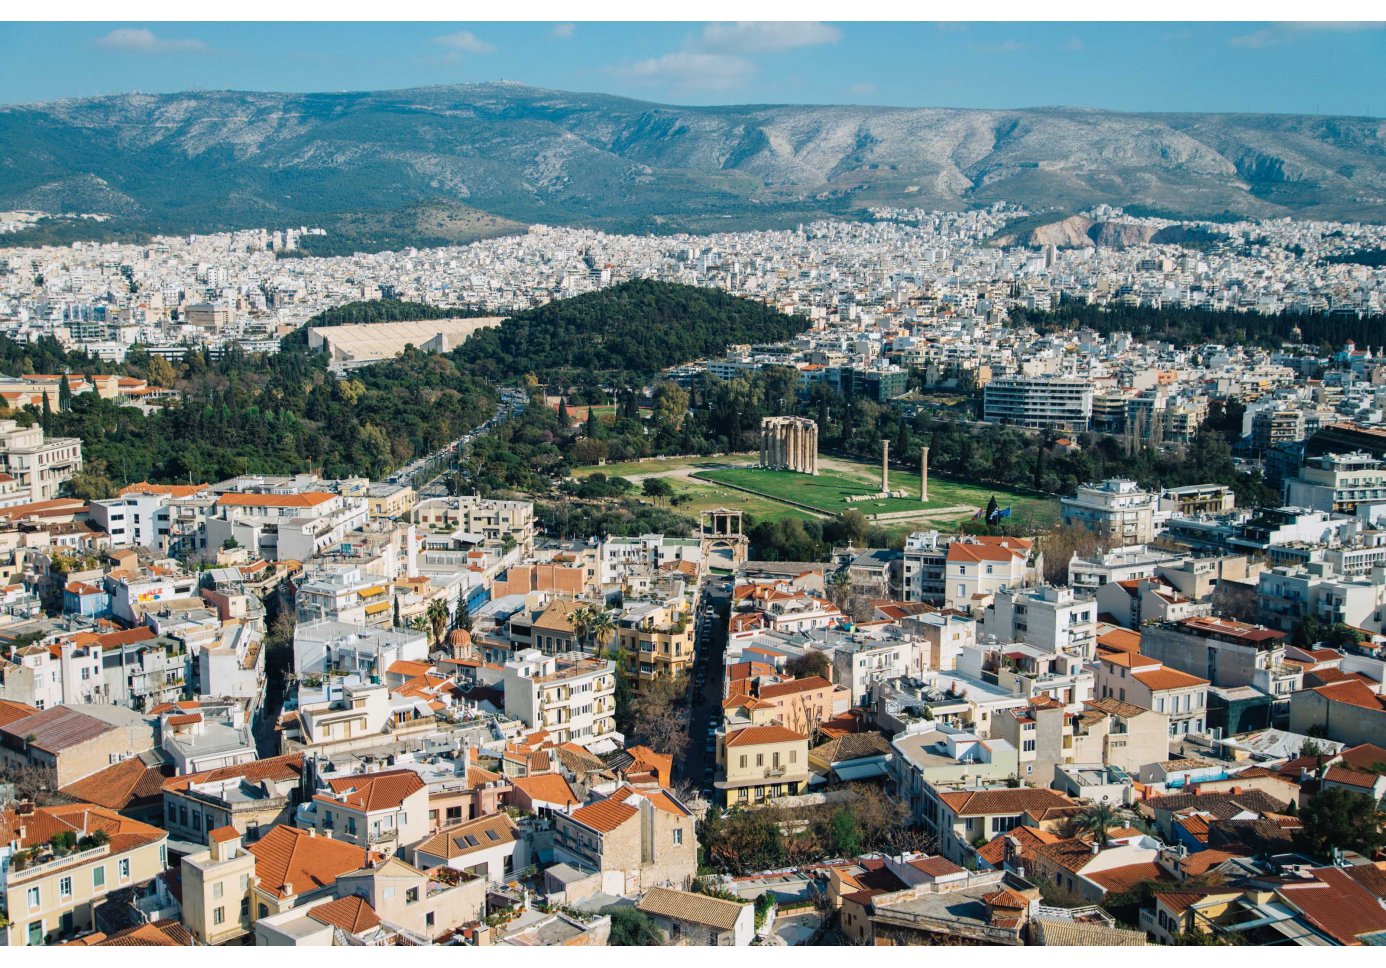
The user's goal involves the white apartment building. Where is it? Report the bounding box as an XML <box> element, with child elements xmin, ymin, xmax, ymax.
<box><xmin>830</xmin><ymin>631</ymin><xmax>920</xmax><ymax>708</ymax></box>
<box><xmin>502</xmin><ymin>649</ymin><xmax>617</xmax><ymax>751</ymax></box>
<box><xmin>983</xmin><ymin>585</ymin><xmax>1098</xmax><ymax>659</ymax></box>
<box><xmin>105</xmin><ymin>572</ymin><xmax>201</xmax><ymax>624</ymax></box>
<box><xmin>413</xmin><ymin>495</ymin><xmax>535</xmax><ymax>554</ymax></box>
<box><xmin>0</xmin><ymin>419</ymin><xmax>83</xmax><ymax>501</ymax></box>
<box><xmin>203</xmin><ymin>491</ymin><xmax>369</xmax><ymax>562</ymax></box>
<box><xmin>983</xmin><ymin>375</ymin><xmax>1093</xmax><ymax>431</ymax></box>
<box><xmin>1283</xmin><ymin>452</ymin><xmax>1386</xmax><ymax>514</ymax></box>
<box><xmin>1061</xmin><ymin>479</ymin><xmax>1159</xmax><ymax>548</ymax></box>
<box><xmin>294</xmin><ymin>566</ymin><xmax>396</xmax><ymax>626</ymax></box>
<box><xmin>1067</xmin><ymin>546</ymin><xmax>1186</xmax><ymax>596</ymax></box>
<box><xmin>291</xmin><ymin>621</ymin><xmax>428</xmax><ymax>679</ymax></box>
<box><xmin>88</xmin><ymin>491</ymin><xmax>170</xmax><ymax>550</ymax></box>
<box><xmin>598</xmin><ymin>534</ymin><xmax>703</xmax><ymax>585</ymax></box>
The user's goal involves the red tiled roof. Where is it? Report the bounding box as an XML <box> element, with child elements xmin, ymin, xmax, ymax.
<box><xmin>1305</xmin><ymin>679</ymin><xmax>1386</xmax><ymax>712</ymax></box>
<box><xmin>321</xmin><ymin>769</ymin><xmax>425</xmax><ymax>812</ymax></box>
<box><xmin>247</xmin><ymin>826</ymin><xmax>376</xmax><ymax>899</ymax></box>
<box><xmin>308</xmin><ymin>895</ymin><xmax>382</xmax><ymax>935</ymax></box>
<box><xmin>164</xmin><ymin>753</ymin><xmax>303</xmax><ymax>792</ymax></box>
<box><xmin>508</xmin><ymin>772</ymin><xmax>578</xmax><ymax>807</ymax></box>
<box><xmin>568</xmin><ymin>797</ymin><xmax>638</xmax><ymax>834</ymax></box>
<box><xmin>758</xmin><ymin>676</ymin><xmax>831</xmax><ymax>700</ymax></box>
<box><xmin>1278</xmin><ymin>866</ymin><xmax>1386</xmax><ymax>945</ymax></box>
<box><xmin>218</xmin><ymin>491</ymin><xmax>335</xmax><ymax>508</ymax></box>
<box><xmin>723</xmin><ymin>724</ymin><xmax>807</xmax><ymax>747</ymax></box>
<box><xmin>1134</xmin><ymin>666</ymin><xmax>1210</xmax><ymax>691</ymax></box>
<box><xmin>937</xmin><ymin>788</ymin><xmax>1075</xmax><ymax>818</ymax></box>
<box><xmin>1087</xmin><ymin>862</ymin><xmax>1166</xmax><ymax>894</ymax></box>
<box><xmin>59</xmin><ymin>756</ymin><xmax>174</xmax><ymax>811</ymax></box>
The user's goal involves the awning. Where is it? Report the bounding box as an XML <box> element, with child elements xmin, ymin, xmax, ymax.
<box><xmin>364</xmin><ymin>601</ymin><xmax>392</xmax><ymax>615</ymax></box>
<box><xmin>832</xmin><ymin>760</ymin><xmax>889</xmax><ymax>782</ymax></box>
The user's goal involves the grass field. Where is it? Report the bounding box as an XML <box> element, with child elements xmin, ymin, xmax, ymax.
<box><xmin>696</xmin><ymin>460</ymin><xmax>1053</xmax><ymax>520</ymax></box>
<box><xmin>570</xmin><ymin>452</ymin><xmax>1057</xmax><ymax>528</ymax></box>
<box><xmin>664</xmin><ymin>479</ymin><xmax>816</xmax><ymax>523</ymax></box>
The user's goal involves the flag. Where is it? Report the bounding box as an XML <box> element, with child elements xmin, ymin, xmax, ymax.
<box><xmin>998</xmin><ymin>507</ymin><xmax>1012</xmax><ymax>519</ymax></box>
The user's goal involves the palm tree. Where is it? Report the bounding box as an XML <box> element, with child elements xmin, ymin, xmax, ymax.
<box><xmin>426</xmin><ymin>599</ymin><xmax>450</xmax><ymax>647</ymax></box>
<box><xmin>569</xmin><ymin>604</ymin><xmax>595</xmax><ymax>653</ymax></box>
<box><xmin>1074</xmin><ymin>800</ymin><xmax>1117</xmax><ymax>849</ymax></box>
<box><xmin>586</xmin><ymin>606</ymin><xmax>617</xmax><ymax>655</ymax></box>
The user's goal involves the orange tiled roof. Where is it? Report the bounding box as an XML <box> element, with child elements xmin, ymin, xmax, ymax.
<box><xmin>569</xmin><ymin>797</ymin><xmax>639</xmax><ymax>834</ymax></box>
<box><xmin>308</xmin><ymin>895</ymin><xmax>382</xmax><ymax>935</ymax></box>
<box><xmin>723</xmin><ymin>724</ymin><xmax>808</xmax><ymax>747</ymax></box>
<box><xmin>758</xmin><ymin>675</ymin><xmax>831</xmax><ymax>700</ymax></box>
<box><xmin>321</xmin><ymin>769</ymin><xmax>425</xmax><ymax>812</ymax></box>
<box><xmin>164</xmin><ymin>753</ymin><xmax>303</xmax><ymax>792</ymax></box>
<box><xmin>247</xmin><ymin>826</ymin><xmax>376</xmax><ymax>899</ymax></box>
<box><xmin>1134</xmin><ymin>666</ymin><xmax>1210</xmax><ymax>691</ymax></box>
<box><xmin>936</xmin><ymin>788</ymin><xmax>1075</xmax><ymax>818</ymax></box>
<box><xmin>509</xmin><ymin>772</ymin><xmax>578</xmax><ymax>807</ymax></box>
<box><xmin>59</xmin><ymin>756</ymin><xmax>174</xmax><ymax>811</ymax></box>
<box><xmin>218</xmin><ymin>491</ymin><xmax>335</xmax><ymax>508</ymax></box>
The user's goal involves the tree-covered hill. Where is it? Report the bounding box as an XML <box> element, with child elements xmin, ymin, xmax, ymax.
<box><xmin>454</xmin><ymin>279</ymin><xmax>809</xmax><ymax>379</ymax></box>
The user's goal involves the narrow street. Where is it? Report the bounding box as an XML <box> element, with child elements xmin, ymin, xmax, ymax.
<box><xmin>678</xmin><ymin>577</ymin><xmax>731</xmax><ymax>802</ymax></box>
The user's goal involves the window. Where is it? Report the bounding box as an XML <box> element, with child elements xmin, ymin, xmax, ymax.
<box><xmin>27</xmin><ymin>887</ymin><xmax>40</xmax><ymax>910</ymax></box>
<box><xmin>213</xmin><ymin>907</ymin><xmax>225</xmax><ymax>926</ymax></box>
<box><xmin>240</xmin><ymin>897</ymin><xmax>250</xmax><ymax>920</ymax></box>
<box><xmin>789</xmin><ymin>750</ymin><xmax>797</xmax><ymax>763</ymax></box>
<box><xmin>119</xmin><ymin>859</ymin><xmax>131</xmax><ymax>881</ymax></box>
<box><xmin>673</xmin><ymin>828</ymin><xmax>684</xmax><ymax>846</ymax></box>
<box><xmin>405</xmin><ymin>887</ymin><xmax>420</xmax><ymax>905</ymax></box>
<box><xmin>59</xmin><ymin>877</ymin><xmax>72</xmax><ymax>900</ymax></box>
<box><xmin>738</xmin><ymin>755</ymin><xmax>747</xmax><ymax>769</ymax></box>
<box><xmin>756</xmin><ymin>754</ymin><xmax>764</xmax><ymax>767</ymax></box>
<box><xmin>259</xmin><ymin>904</ymin><xmax>269</xmax><ymax>919</ymax></box>
<box><xmin>168</xmin><ymin>803</ymin><xmax>178</xmax><ymax>822</ymax></box>
<box><xmin>1023</xmin><ymin>740</ymin><xmax>1036</xmax><ymax>753</ymax></box>
<box><xmin>425</xmin><ymin>912</ymin><xmax>435</xmax><ymax>929</ymax></box>
<box><xmin>240</xmin><ymin>874</ymin><xmax>250</xmax><ymax>891</ymax></box>
<box><xmin>93</xmin><ymin>867</ymin><xmax>105</xmax><ymax>890</ymax></box>
<box><xmin>213</xmin><ymin>881</ymin><xmax>224</xmax><ymax>900</ymax></box>
<box><xmin>28</xmin><ymin>922</ymin><xmax>43</xmax><ymax>946</ymax></box>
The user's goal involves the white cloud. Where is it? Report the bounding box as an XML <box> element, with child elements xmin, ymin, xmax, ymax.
<box><xmin>1231</xmin><ymin>21</ymin><xmax>1384</xmax><ymax>48</ymax></box>
<box><xmin>94</xmin><ymin>28</ymin><xmax>206</xmax><ymax>53</ymax></box>
<box><xmin>699</xmin><ymin>22</ymin><xmax>840</xmax><ymax>54</ymax></box>
<box><xmin>552</xmin><ymin>23</ymin><xmax>576</xmax><ymax>39</ymax></box>
<box><xmin>433</xmin><ymin>31</ymin><xmax>495</xmax><ymax>54</ymax></box>
<box><xmin>846</xmin><ymin>82</ymin><xmax>875</xmax><ymax>97</ymax></box>
<box><xmin>615</xmin><ymin>51</ymin><xmax>756</xmax><ymax>92</ymax></box>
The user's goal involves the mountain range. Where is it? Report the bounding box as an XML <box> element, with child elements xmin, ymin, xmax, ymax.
<box><xmin>3</xmin><ymin>82</ymin><xmax>1385</xmax><ymax>249</ymax></box>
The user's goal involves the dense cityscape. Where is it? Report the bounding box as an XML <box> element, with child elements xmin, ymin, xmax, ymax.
<box><xmin>2</xmin><ymin>18</ymin><xmax>1386</xmax><ymax>952</ymax></box>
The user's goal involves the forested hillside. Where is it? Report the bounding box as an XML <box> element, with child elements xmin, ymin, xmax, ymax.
<box><xmin>455</xmin><ymin>280</ymin><xmax>810</xmax><ymax>379</ymax></box>
<box><xmin>0</xmin><ymin>281</ymin><xmax>806</xmax><ymax>493</ymax></box>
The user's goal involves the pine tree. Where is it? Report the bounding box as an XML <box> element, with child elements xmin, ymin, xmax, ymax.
<box><xmin>58</xmin><ymin>377</ymin><xmax>72</xmax><ymax>411</ymax></box>
<box><xmin>557</xmin><ymin>399</ymin><xmax>571</xmax><ymax>428</ymax></box>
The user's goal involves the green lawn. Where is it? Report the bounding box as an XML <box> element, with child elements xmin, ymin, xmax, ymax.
<box><xmin>664</xmin><ymin>479</ymin><xmax>817</xmax><ymax>523</ymax></box>
<box><xmin>696</xmin><ymin>460</ymin><xmax>1053</xmax><ymax>520</ymax></box>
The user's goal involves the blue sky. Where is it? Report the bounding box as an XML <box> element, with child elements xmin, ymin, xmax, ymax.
<box><xmin>2</xmin><ymin>22</ymin><xmax>1384</xmax><ymax>116</ymax></box>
